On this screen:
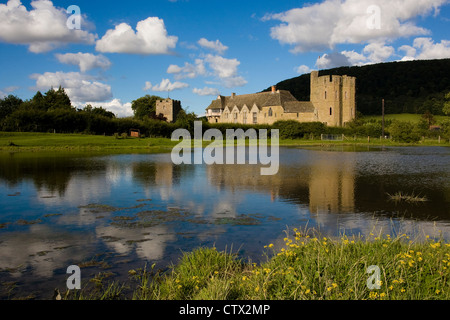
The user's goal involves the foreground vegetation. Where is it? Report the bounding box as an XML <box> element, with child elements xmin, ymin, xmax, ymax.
<box><xmin>64</xmin><ymin>228</ymin><xmax>449</xmax><ymax>300</ymax></box>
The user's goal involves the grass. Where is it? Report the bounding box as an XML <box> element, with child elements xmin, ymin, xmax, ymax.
<box><xmin>0</xmin><ymin>132</ymin><xmax>178</xmax><ymax>152</ymax></box>
<box><xmin>387</xmin><ymin>191</ymin><xmax>428</xmax><ymax>203</ymax></box>
<box><xmin>1</xmin><ymin>131</ymin><xmax>448</xmax><ymax>153</ymax></box>
<box><xmin>63</xmin><ymin>228</ymin><xmax>450</xmax><ymax>300</ymax></box>
<box><xmin>363</xmin><ymin>113</ymin><xmax>449</xmax><ymax>124</ymax></box>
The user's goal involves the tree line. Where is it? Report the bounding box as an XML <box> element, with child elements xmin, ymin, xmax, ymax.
<box><xmin>1</xmin><ymin>87</ymin><xmax>449</xmax><ymax>143</ymax></box>
<box><xmin>0</xmin><ymin>88</ymin><xmax>197</xmax><ymax>137</ymax></box>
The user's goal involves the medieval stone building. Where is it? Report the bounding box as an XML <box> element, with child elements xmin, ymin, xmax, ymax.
<box><xmin>205</xmin><ymin>71</ymin><xmax>356</xmax><ymax>127</ymax></box>
<box><xmin>155</xmin><ymin>98</ymin><xmax>182</xmax><ymax>123</ymax></box>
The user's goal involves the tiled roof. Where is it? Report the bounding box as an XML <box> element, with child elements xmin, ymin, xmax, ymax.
<box><xmin>206</xmin><ymin>90</ymin><xmax>313</xmax><ymax>113</ymax></box>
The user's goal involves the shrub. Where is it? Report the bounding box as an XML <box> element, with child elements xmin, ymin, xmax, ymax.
<box><xmin>388</xmin><ymin>121</ymin><xmax>421</xmax><ymax>143</ymax></box>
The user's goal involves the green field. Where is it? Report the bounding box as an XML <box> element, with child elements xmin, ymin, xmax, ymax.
<box><xmin>1</xmin><ymin>131</ymin><xmax>448</xmax><ymax>152</ymax></box>
<box><xmin>0</xmin><ymin>132</ymin><xmax>178</xmax><ymax>152</ymax></box>
<box><xmin>363</xmin><ymin>113</ymin><xmax>449</xmax><ymax>124</ymax></box>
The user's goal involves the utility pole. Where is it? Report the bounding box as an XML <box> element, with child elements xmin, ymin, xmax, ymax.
<box><xmin>382</xmin><ymin>99</ymin><xmax>385</xmax><ymax>138</ymax></box>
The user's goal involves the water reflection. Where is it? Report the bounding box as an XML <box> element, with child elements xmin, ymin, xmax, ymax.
<box><xmin>0</xmin><ymin>147</ymin><xmax>449</xmax><ymax>299</ymax></box>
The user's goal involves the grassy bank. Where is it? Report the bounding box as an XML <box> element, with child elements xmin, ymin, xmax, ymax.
<box><xmin>1</xmin><ymin>132</ymin><xmax>448</xmax><ymax>152</ymax></box>
<box><xmin>66</xmin><ymin>229</ymin><xmax>449</xmax><ymax>300</ymax></box>
<box><xmin>363</xmin><ymin>113</ymin><xmax>449</xmax><ymax>124</ymax></box>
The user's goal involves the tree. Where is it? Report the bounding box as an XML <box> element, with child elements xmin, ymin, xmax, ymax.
<box><xmin>443</xmin><ymin>92</ymin><xmax>450</xmax><ymax>115</ymax></box>
<box><xmin>0</xmin><ymin>95</ymin><xmax>23</xmax><ymax>121</ymax></box>
<box><xmin>422</xmin><ymin>110</ymin><xmax>435</xmax><ymax>127</ymax></box>
<box><xmin>131</xmin><ymin>95</ymin><xmax>162</xmax><ymax>120</ymax></box>
<box><xmin>83</xmin><ymin>104</ymin><xmax>116</xmax><ymax>118</ymax></box>
<box><xmin>388</xmin><ymin>121</ymin><xmax>421</xmax><ymax>143</ymax></box>
<box><xmin>45</xmin><ymin>86</ymin><xmax>72</xmax><ymax>110</ymax></box>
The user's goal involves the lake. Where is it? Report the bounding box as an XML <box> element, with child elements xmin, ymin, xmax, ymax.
<box><xmin>0</xmin><ymin>146</ymin><xmax>449</xmax><ymax>299</ymax></box>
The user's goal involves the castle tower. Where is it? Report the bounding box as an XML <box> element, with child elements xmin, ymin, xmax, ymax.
<box><xmin>310</xmin><ymin>71</ymin><xmax>356</xmax><ymax>127</ymax></box>
<box><xmin>155</xmin><ymin>98</ymin><xmax>182</xmax><ymax>123</ymax></box>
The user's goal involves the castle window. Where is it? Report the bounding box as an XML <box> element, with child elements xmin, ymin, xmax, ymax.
<box><xmin>268</xmin><ymin>108</ymin><xmax>273</xmax><ymax>117</ymax></box>
<box><xmin>330</xmin><ymin>107</ymin><xmax>332</xmax><ymax>116</ymax></box>
<box><xmin>297</xmin><ymin>113</ymin><xmax>299</xmax><ymax>118</ymax></box>
<box><xmin>345</xmin><ymin>91</ymin><xmax>348</xmax><ymax>99</ymax></box>
<box><xmin>324</xmin><ymin>91</ymin><xmax>327</xmax><ymax>100</ymax></box>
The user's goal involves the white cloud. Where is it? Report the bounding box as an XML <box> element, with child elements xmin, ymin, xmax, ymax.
<box><xmin>265</xmin><ymin>0</ymin><xmax>446</xmax><ymax>53</ymax></box>
<box><xmin>316</xmin><ymin>52</ymin><xmax>352</xmax><ymax>69</ymax></box>
<box><xmin>295</xmin><ymin>65</ymin><xmax>311</xmax><ymax>74</ymax></box>
<box><xmin>96</xmin><ymin>17</ymin><xmax>178</xmax><ymax>55</ymax></box>
<box><xmin>144</xmin><ymin>79</ymin><xmax>189</xmax><ymax>92</ymax></box>
<box><xmin>55</xmin><ymin>52</ymin><xmax>112</xmax><ymax>72</ymax></box>
<box><xmin>315</xmin><ymin>41</ymin><xmax>396</xmax><ymax>69</ymax></box>
<box><xmin>30</xmin><ymin>71</ymin><xmax>112</xmax><ymax>103</ymax></box>
<box><xmin>203</xmin><ymin>54</ymin><xmax>247</xmax><ymax>88</ymax></box>
<box><xmin>363</xmin><ymin>41</ymin><xmax>395</xmax><ymax>62</ymax></box>
<box><xmin>193</xmin><ymin>87</ymin><xmax>220</xmax><ymax>96</ymax></box>
<box><xmin>167</xmin><ymin>59</ymin><xmax>207</xmax><ymax>79</ymax></box>
<box><xmin>204</xmin><ymin>54</ymin><xmax>240</xmax><ymax>79</ymax></box>
<box><xmin>85</xmin><ymin>99</ymin><xmax>133</xmax><ymax>118</ymax></box>
<box><xmin>408</xmin><ymin>37</ymin><xmax>450</xmax><ymax>60</ymax></box>
<box><xmin>0</xmin><ymin>0</ymin><xmax>97</xmax><ymax>53</ymax></box>
<box><xmin>198</xmin><ymin>38</ymin><xmax>228</xmax><ymax>54</ymax></box>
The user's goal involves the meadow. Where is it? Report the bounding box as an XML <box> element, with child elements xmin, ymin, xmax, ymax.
<box><xmin>0</xmin><ymin>130</ymin><xmax>448</xmax><ymax>153</ymax></box>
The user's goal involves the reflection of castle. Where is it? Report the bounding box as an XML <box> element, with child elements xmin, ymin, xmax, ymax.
<box><xmin>206</xmin><ymin>153</ymin><xmax>355</xmax><ymax>214</ymax></box>
<box><xmin>308</xmin><ymin>159</ymin><xmax>354</xmax><ymax>214</ymax></box>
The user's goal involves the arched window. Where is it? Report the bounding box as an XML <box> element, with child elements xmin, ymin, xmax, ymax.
<box><xmin>268</xmin><ymin>108</ymin><xmax>273</xmax><ymax>117</ymax></box>
<box><xmin>329</xmin><ymin>107</ymin><xmax>332</xmax><ymax>116</ymax></box>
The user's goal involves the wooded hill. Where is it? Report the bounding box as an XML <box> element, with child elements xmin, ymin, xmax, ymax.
<box><xmin>263</xmin><ymin>59</ymin><xmax>450</xmax><ymax>115</ymax></box>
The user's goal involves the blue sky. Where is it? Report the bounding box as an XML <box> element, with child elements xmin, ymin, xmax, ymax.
<box><xmin>1</xmin><ymin>0</ymin><xmax>450</xmax><ymax>117</ymax></box>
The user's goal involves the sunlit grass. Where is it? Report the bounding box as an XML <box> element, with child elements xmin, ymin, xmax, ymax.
<box><xmin>387</xmin><ymin>191</ymin><xmax>428</xmax><ymax>203</ymax></box>
<box><xmin>65</xmin><ymin>227</ymin><xmax>450</xmax><ymax>300</ymax></box>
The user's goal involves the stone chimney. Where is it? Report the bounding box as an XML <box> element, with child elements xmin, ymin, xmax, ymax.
<box><xmin>231</xmin><ymin>92</ymin><xmax>236</xmax><ymax>98</ymax></box>
<box><xmin>271</xmin><ymin>85</ymin><xmax>276</xmax><ymax>93</ymax></box>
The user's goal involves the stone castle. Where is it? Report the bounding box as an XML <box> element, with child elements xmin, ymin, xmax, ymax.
<box><xmin>155</xmin><ymin>98</ymin><xmax>182</xmax><ymax>123</ymax></box>
<box><xmin>205</xmin><ymin>71</ymin><xmax>356</xmax><ymax>127</ymax></box>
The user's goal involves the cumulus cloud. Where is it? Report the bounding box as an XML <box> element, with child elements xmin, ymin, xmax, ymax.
<box><xmin>399</xmin><ymin>37</ymin><xmax>450</xmax><ymax>61</ymax></box>
<box><xmin>193</xmin><ymin>87</ymin><xmax>220</xmax><ymax>96</ymax></box>
<box><xmin>143</xmin><ymin>79</ymin><xmax>189</xmax><ymax>92</ymax></box>
<box><xmin>198</xmin><ymin>38</ymin><xmax>228</xmax><ymax>54</ymax></box>
<box><xmin>0</xmin><ymin>0</ymin><xmax>96</xmax><ymax>53</ymax></box>
<box><xmin>362</xmin><ymin>41</ymin><xmax>395</xmax><ymax>62</ymax></box>
<box><xmin>265</xmin><ymin>0</ymin><xmax>446</xmax><ymax>53</ymax></box>
<box><xmin>55</xmin><ymin>52</ymin><xmax>112</xmax><ymax>72</ymax></box>
<box><xmin>204</xmin><ymin>54</ymin><xmax>241</xmax><ymax>78</ymax></box>
<box><xmin>167</xmin><ymin>59</ymin><xmax>207</xmax><ymax>79</ymax></box>
<box><xmin>96</xmin><ymin>17</ymin><xmax>178</xmax><ymax>55</ymax></box>
<box><xmin>295</xmin><ymin>65</ymin><xmax>312</xmax><ymax>74</ymax></box>
<box><xmin>30</xmin><ymin>71</ymin><xmax>112</xmax><ymax>103</ymax></box>
<box><xmin>84</xmin><ymin>99</ymin><xmax>133</xmax><ymax>118</ymax></box>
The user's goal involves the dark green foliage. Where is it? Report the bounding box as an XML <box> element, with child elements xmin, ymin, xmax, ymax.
<box><xmin>272</xmin><ymin>120</ymin><xmax>326</xmax><ymax>139</ymax></box>
<box><xmin>0</xmin><ymin>95</ymin><xmax>23</xmax><ymax>121</ymax></box>
<box><xmin>388</xmin><ymin>121</ymin><xmax>421</xmax><ymax>143</ymax></box>
<box><xmin>131</xmin><ymin>95</ymin><xmax>163</xmax><ymax>120</ymax></box>
<box><xmin>263</xmin><ymin>59</ymin><xmax>450</xmax><ymax>115</ymax></box>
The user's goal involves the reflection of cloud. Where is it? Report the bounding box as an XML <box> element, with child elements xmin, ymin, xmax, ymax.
<box><xmin>0</xmin><ymin>225</ymin><xmax>95</xmax><ymax>278</ymax></box>
<box><xmin>96</xmin><ymin>225</ymin><xmax>175</xmax><ymax>261</ymax></box>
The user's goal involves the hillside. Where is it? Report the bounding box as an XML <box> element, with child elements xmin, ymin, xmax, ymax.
<box><xmin>263</xmin><ymin>59</ymin><xmax>450</xmax><ymax>115</ymax></box>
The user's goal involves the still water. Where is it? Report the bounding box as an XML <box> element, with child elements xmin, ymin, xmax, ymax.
<box><xmin>0</xmin><ymin>146</ymin><xmax>449</xmax><ymax>299</ymax></box>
